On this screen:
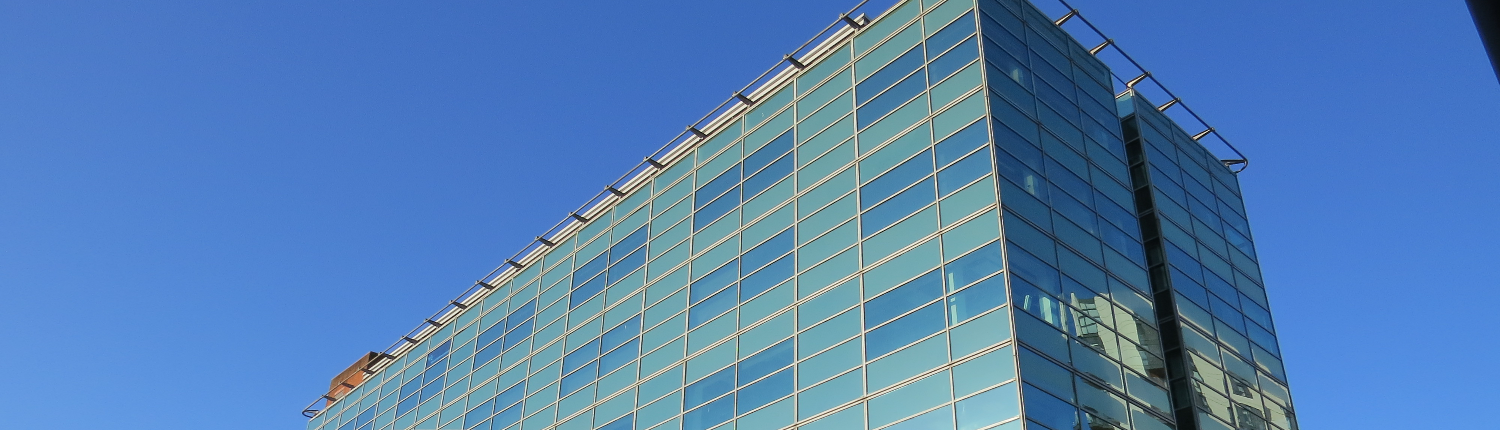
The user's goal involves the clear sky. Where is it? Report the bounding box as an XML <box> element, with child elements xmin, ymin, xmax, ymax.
<box><xmin>0</xmin><ymin>0</ymin><xmax>1494</xmax><ymax>429</ymax></box>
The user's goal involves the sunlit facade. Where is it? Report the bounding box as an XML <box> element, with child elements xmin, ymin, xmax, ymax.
<box><xmin>303</xmin><ymin>1</ymin><xmax>1297</xmax><ymax>430</ymax></box>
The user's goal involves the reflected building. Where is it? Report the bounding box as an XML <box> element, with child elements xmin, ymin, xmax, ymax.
<box><xmin>301</xmin><ymin>1</ymin><xmax>1298</xmax><ymax>430</ymax></box>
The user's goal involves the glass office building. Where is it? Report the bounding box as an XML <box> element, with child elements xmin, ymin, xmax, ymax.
<box><xmin>302</xmin><ymin>1</ymin><xmax>1298</xmax><ymax>430</ymax></box>
<box><xmin>1114</xmin><ymin>94</ymin><xmax>1296</xmax><ymax>430</ymax></box>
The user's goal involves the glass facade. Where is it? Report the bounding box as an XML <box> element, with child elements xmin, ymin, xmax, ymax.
<box><xmin>1117</xmin><ymin>93</ymin><xmax>1297</xmax><ymax>430</ymax></box>
<box><xmin>304</xmin><ymin>1</ymin><xmax>1296</xmax><ymax>430</ymax></box>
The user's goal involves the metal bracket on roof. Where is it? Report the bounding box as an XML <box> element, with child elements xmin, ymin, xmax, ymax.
<box><xmin>1222</xmin><ymin>159</ymin><xmax>1247</xmax><ymax>168</ymax></box>
<box><xmin>1090</xmin><ymin>39</ymin><xmax>1113</xmax><ymax>55</ymax></box>
<box><xmin>840</xmin><ymin>13</ymin><xmax>864</xmax><ymax>29</ymax></box>
<box><xmin>422</xmin><ymin>319</ymin><xmax>441</xmax><ymax>327</ymax></box>
<box><xmin>644</xmin><ymin>157</ymin><xmax>665</xmax><ymax>168</ymax></box>
<box><xmin>1192</xmin><ymin>127</ymin><xmax>1215</xmax><ymax>141</ymax></box>
<box><xmin>1125</xmin><ymin>72</ymin><xmax>1151</xmax><ymax>88</ymax></box>
<box><xmin>605</xmin><ymin>186</ymin><xmax>625</xmax><ymax>197</ymax></box>
<box><xmin>536</xmin><ymin>236</ymin><xmax>557</xmax><ymax>247</ymax></box>
<box><xmin>299</xmin><ymin>1</ymin><xmax>985</xmax><ymax>419</ymax></box>
<box><xmin>784</xmin><ymin>54</ymin><xmax>806</xmax><ymax>69</ymax></box>
<box><xmin>1054</xmin><ymin>9</ymin><xmax>1078</xmax><ymax>26</ymax></box>
<box><xmin>448</xmin><ymin>300</ymin><xmax>469</xmax><ymax>309</ymax></box>
<box><xmin>504</xmin><ymin>259</ymin><xmax>524</xmax><ymax>269</ymax></box>
<box><xmin>1156</xmin><ymin>98</ymin><xmax>1180</xmax><ymax>112</ymax></box>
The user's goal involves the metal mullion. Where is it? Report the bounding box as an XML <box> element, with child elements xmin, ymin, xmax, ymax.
<box><xmin>743</xmin><ymin>150</ymin><xmax>793</xmax><ymax>183</ymax></box>
<box><xmin>792</xmin><ymin>354</ymin><xmax>864</xmax><ymax>394</ymax></box>
<box><xmin>854</xmin><ymin>95</ymin><xmax>930</xmax><ymax>147</ymax></box>
<box><xmin>732</xmin><ymin>391</ymin><xmax>793</xmax><ymax>421</ymax></box>
<box><xmin>858</xmin><ymin>334</ymin><xmax>955</xmax><ymax>397</ymax></box>
<box><xmin>743</xmin><ymin>103</ymin><xmax>797</xmax><ymax>138</ymax></box>
<box><xmin>742</xmin><ymin>236</ymin><xmax>795</xmax><ymax>276</ymax></box>
<box><xmin>301</xmin><ymin>1</ymin><xmax>934</xmax><ymax>419</ymax></box>
<box><xmin>636</xmin><ymin>316</ymin><xmax>685</xmax><ymax>359</ymax></box>
<box><xmin>928</xmin><ymin>28</ymin><xmax>979</xmax><ymax>66</ymax></box>
<box><xmin>740</xmin><ymin>280</ymin><xmax>795</xmax><ymax>315</ymax></box>
<box><xmin>931</xmin><ymin>90</ymin><xmax>986</xmax><ymax>130</ymax></box>
<box><xmin>858</xmin><ymin>58</ymin><xmax>924</xmax><ymax>107</ymax></box>
<box><xmin>855</xmin><ymin>233</ymin><xmax>940</xmax><ymax>287</ymax></box>
<box><xmin>676</xmin><ymin>313</ymin><xmax>789</xmax><ymax>386</ymax></box>
<box><xmin>796</xmin><ymin>58</ymin><xmax>853</xmax><ymax>100</ymax></box>
<box><xmin>798</xmin><ymin>82</ymin><xmax>855</xmax><ymax>128</ymax></box>
<box><xmin>685</xmin><ymin>224</ymin><xmax>741</xmax><ymax>266</ymax></box>
<box><xmin>856</xmin><ymin>66</ymin><xmax>927</xmax><ymax>111</ymax></box>
<box><xmin>935</xmin><ymin>134</ymin><xmax>987</xmax><ymax>173</ymax></box>
<box><xmin>741</xmin><ymin>197</ymin><xmax>794</xmax><ymax>238</ymax></box>
<box><xmin>797</xmin><ymin>65</ymin><xmax>855</xmax><ymax>116</ymax></box>
<box><xmin>795</xmin><ymin>185</ymin><xmax>857</xmax><ymax>224</ymax></box>
<box><xmin>793</xmin><ymin>305</ymin><xmax>861</xmax><ymax>346</ymax></box>
<box><xmin>861</xmin><ymin>173</ymin><xmax>935</xmax><ymax>215</ymax></box>
<box><xmin>694</xmin><ymin>171</ymin><xmax>743</xmax><ymax>211</ymax></box>
<box><xmin>797</xmin><ymin>212</ymin><xmax>856</xmax><ymax>249</ymax></box>
<box><xmin>929</xmin><ymin>54</ymin><xmax>982</xmax><ymax>89</ymax></box>
<box><xmin>735</xmin><ymin>363</ymin><xmax>793</xmax><ymax>393</ymax></box>
<box><xmin>926</xmin><ymin>2</ymin><xmax>979</xmax><ymax>38</ymax></box>
<box><xmin>945</xmin><ymin>267</ymin><xmax>1006</xmax><ymax>297</ymax></box>
<box><xmin>852</xmin><ymin>9</ymin><xmax>925</xmax><ymax>65</ymax></box>
<box><xmin>795</xmin><ymin>239</ymin><xmax>859</xmax><ymax>276</ymax></box>
<box><xmin>798</xmin><ymin>127</ymin><xmax>855</xmax><ymax>169</ymax></box>
<box><xmin>868</xmin><ymin>398</ymin><xmax>952</xmax><ymax>430</ymax></box>
<box><xmin>860</xmin><ymin>201</ymin><xmax>937</xmax><ymax>244</ymax></box>
<box><xmin>859</xmin><ymin>142</ymin><xmax>934</xmax><ymax>187</ymax></box>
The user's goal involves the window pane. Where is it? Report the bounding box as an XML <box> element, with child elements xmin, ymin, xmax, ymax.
<box><xmin>887</xmin><ymin>406</ymin><xmax>955</xmax><ymax>430</ymax></box>
<box><xmin>740</xmin><ymin>255</ymin><xmax>793</xmax><ymax>300</ymax></box>
<box><xmin>937</xmin><ymin>150</ymin><xmax>991</xmax><ymax>197</ymax></box>
<box><xmin>927</xmin><ymin>11</ymin><xmax>976</xmax><ymax>55</ymax></box>
<box><xmin>862</xmin><ymin>149</ymin><xmax>935</xmax><ymax>209</ymax></box>
<box><xmin>857</xmin><ymin>45</ymin><xmax>925</xmax><ymax>105</ymax></box>
<box><xmin>868</xmin><ymin>371</ymin><xmax>953</xmax><ymax>429</ymax></box>
<box><xmin>695</xmin><ymin>164</ymin><xmax>741</xmax><ymax>209</ymax></box>
<box><xmin>866</xmin><ymin>269</ymin><xmax>943</xmax><ymax>328</ymax></box>
<box><xmin>948</xmin><ymin>275</ymin><xmax>1005</xmax><ymax>324</ymax></box>
<box><xmin>862</xmin><ymin>177</ymin><xmax>936</xmax><ymax>236</ymax></box>
<box><xmin>682</xmin><ymin>393</ymin><xmax>734</xmax><ymax>430</ymax></box>
<box><xmin>955</xmin><ymin>384</ymin><xmax>1019</xmax><ymax>430</ymax></box>
<box><xmin>736</xmin><ymin>369</ymin><xmax>793</xmax><ymax>414</ymax></box>
<box><xmin>738</xmin><ymin>339</ymin><xmax>794</xmax><ymax>384</ymax></box>
<box><xmin>866</xmin><ymin>302</ymin><xmax>945</xmax><ymax>358</ymax></box>
<box><xmin>600</xmin><ymin>339</ymin><xmax>639</xmax><ymax>374</ymax></box>
<box><xmin>945</xmin><ymin>242</ymin><xmax>1004</xmax><ymax>289</ymax></box>
<box><xmin>688</xmin><ymin>286</ymin><xmax>737</xmax><ymax>329</ymax></box>
<box><xmin>858</xmin><ymin>69</ymin><xmax>928</xmax><ymax>129</ymax></box>
<box><xmin>1022</xmin><ymin>383</ymin><xmax>1079</xmax><ymax>430</ymax></box>
<box><xmin>684</xmin><ymin>367</ymin><xmax>734</xmax><ymax>410</ymax></box>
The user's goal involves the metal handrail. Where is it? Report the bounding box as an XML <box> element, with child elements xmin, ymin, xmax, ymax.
<box><xmin>303</xmin><ymin>0</ymin><xmax>1258</xmax><ymax>419</ymax></box>
<box><xmin>301</xmin><ymin>0</ymin><xmax>881</xmax><ymax>420</ymax></box>
<box><xmin>1045</xmin><ymin>0</ymin><xmax>1251</xmax><ymax>173</ymax></box>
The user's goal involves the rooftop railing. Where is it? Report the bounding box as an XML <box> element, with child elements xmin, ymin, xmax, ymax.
<box><xmin>300</xmin><ymin>0</ymin><xmax>882</xmax><ymax>419</ymax></box>
<box><xmin>1035</xmin><ymin>0</ymin><xmax>1251</xmax><ymax>172</ymax></box>
<box><xmin>301</xmin><ymin>0</ymin><xmax>1252</xmax><ymax>419</ymax></box>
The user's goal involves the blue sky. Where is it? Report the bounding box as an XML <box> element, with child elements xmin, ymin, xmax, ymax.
<box><xmin>0</xmin><ymin>0</ymin><xmax>1495</xmax><ymax>429</ymax></box>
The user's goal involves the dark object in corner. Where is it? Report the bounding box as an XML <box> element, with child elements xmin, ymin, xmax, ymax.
<box><xmin>1469</xmin><ymin>0</ymin><xmax>1500</xmax><ymax>82</ymax></box>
